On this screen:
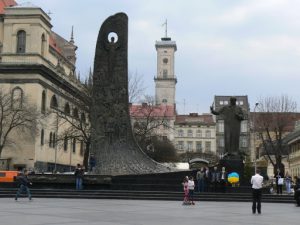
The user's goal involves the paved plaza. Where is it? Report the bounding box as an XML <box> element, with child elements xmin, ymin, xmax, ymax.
<box><xmin>0</xmin><ymin>198</ymin><xmax>299</xmax><ymax>225</ymax></box>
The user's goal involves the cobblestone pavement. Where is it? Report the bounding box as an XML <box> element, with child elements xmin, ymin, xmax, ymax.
<box><xmin>0</xmin><ymin>198</ymin><xmax>299</xmax><ymax>225</ymax></box>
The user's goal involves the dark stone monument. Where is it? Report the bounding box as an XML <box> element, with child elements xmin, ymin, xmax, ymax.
<box><xmin>90</xmin><ymin>13</ymin><xmax>171</xmax><ymax>175</ymax></box>
<box><xmin>210</xmin><ymin>97</ymin><xmax>245</xmax><ymax>180</ymax></box>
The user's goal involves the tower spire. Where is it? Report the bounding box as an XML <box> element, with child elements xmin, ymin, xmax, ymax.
<box><xmin>162</xmin><ymin>19</ymin><xmax>168</xmax><ymax>38</ymax></box>
<box><xmin>70</xmin><ymin>26</ymin><xmax>74</xmax><ymax>44</ymax></box>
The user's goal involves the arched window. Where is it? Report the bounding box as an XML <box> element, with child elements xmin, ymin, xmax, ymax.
<box><xmin>12</xmin><ymin>87</ymin><xmax>23</xmax><ymax>109</ymax></box>
<box><xmin>41</xmin><ymin>33</ymin><xmax>46</xmax><ymax>56</ymax></box>
<box><xmin>49</xmin><ymin>132</ymin><xmax>52</xmax><ymax>147</ymax></box>
<box><xmin>73</xmin><ymin>107</ymin><xmax>79</xmax><ymax>118</ymax></box>
<box><xmin>41</xmin><ymin>90</ymin><xmax>46</xmax><ymax>113</ymax></box>
<box><xmin>16</xmin><ymin>30</ymin><xmax>26</xmax><ymax>53</ymax></box>
<box><xmin>162</xmin><ymin>99</ymin><xmax>168</xmax><ymax>103</ymax></box>
<box><xmin>64</xmin><ymin>103</ymin><xmax>70</xmax><ymax>115</ymax></box>
<box><xmin>41</xmin><ymin>129</ymin><xmax>44</xmax><ymax>146</ymax></box>
<box><xmin>81</xmin><ymin>113</ymin><xmax>86</xmax><ymax>123</ymax></box>
<box><xmin>64</xmin><ymin>136</ymin><xmax>68</xmax><ymax>151</ymax></box>
<box><xmin>72</xmin><ymin>138</ymin><xmax>76</xmax><ymax>153</ymax></box>
<box><xmin>50</xmin><ymin>95</ymin><xmax>58</xmax><ymax>109</ymax></box>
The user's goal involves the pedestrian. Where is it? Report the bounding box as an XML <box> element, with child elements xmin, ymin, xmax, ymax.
<box><xmin>75</xmin><ymin>164</ymin><xmax>84</xmax><ymax>190</ymax></box>
<box><xmin>220</xmin><ymin>167</ymin><xmax>227</xmax><ymax>193</ymax></box>
<box><xmin>274</xmin><ymin>169</ymin><xmax>284</xmax><ymax>195</ymax></box>
<box><xmin>15</xmin><ymin>170</ymin><xmax>32</xmax><ymax>201</ymax></box>
<box><xmin>285</xmin><ymin>172</ymin><xmax>292</xmax><ymax>194</ymax></box>
<box><xmin>211</xmin><ymin>166</ymin><xmax>220</xmax><ymax>192</ymax></box>
<box><xmin>89</xmin><ymin>154</ymin><xmax>96</xmax><ymax>174</ymax></box>
<box><xmin>188</xmin><ymin>176</ymin><xmax>195</xmax><ymax>205</ymax></box>
<box><xmin>196</xmin><ymin>167</ymin><xmax>205</xmax><ymax>192</ymax></box>
<box><xmin>251</xmin><ymin>169</ymin><xmax>264</xmax><ymax>214</ymax></box>
<box><xmin>293</xmin><ymin>176</ymin><xmax>300</xmax><ymax>206</ymax></box>
<box><xmin>182</xmin><ymin>176</ymin><xmax>189</xmax><ymax>205</ymax></box>
<box><xmin>204</xmin><ymin>167</ymin><xmax>210</xmax><ymax>192</ymax></box>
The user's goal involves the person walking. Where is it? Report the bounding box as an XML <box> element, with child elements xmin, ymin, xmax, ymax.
<box><xmin>251</xmin><ymin>169</ymin><xmax>264</xmax><ymax>214</ymax></box>
<box><xmin>196</xmin><ymin>168</ymin><xmax>205</xmax><ymax>192</ymax></box>
<box><xmin>188</xmin><ymin>176</ymin><xmax>195</xmax><ymax>205</ymax></box>
<box><xmin>220</xmin><ymin>167</ymin><xmax>227</xmax><ymax>193</ymax></box>
<box><xmin>15</xmin><ymin>170</ymin><xmax>32</xmax><ymax>201</ymax></box>
<box><xmin>75</xmin><ymin>164</ymin><xmax>84</xmax><ymax>190</ymax></box>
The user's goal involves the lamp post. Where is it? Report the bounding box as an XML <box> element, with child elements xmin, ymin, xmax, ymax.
<box><xmin>253</xmin><ymin>103</ymin><xmax>259</xmax><ymax>173</ymax></box>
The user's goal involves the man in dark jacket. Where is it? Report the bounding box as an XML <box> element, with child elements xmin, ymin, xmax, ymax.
<box><xmin>75</xmin><ymin>164</ymin><xmax>84</xmax><ymax>190</ymax></box>
<box><xmin>15</xmin><ymin>170</ymin><xmax>32</xmax><ymax>201</ymax></box>
<box><xmin>294</xmin><ymin>176</ymin><xmax>300</xmax><ymax>206</ymax></box>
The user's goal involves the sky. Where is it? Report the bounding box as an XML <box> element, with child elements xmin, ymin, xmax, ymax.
<box><xmin>18</xmin><ymin>0</ymin><xmax>300</xmax><ymax>114</ymax></box>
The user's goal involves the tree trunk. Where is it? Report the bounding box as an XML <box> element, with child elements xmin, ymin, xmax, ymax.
<box><xmin>83</xmin><ymin>141</ymin><xmax>90</xmax><ymax>169</ymax></box>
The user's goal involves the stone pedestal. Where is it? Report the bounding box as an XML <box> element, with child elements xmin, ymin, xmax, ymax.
<box><xmin>219</xmin><ymin>158</ymin><xmax>244</xmax><ymax>184</ymax></box>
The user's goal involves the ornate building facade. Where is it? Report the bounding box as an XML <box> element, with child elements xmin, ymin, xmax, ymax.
<box><xmin>0</xmin><ymin>1</ymin><xmax>85</xmax><ymax>172</ymax></box>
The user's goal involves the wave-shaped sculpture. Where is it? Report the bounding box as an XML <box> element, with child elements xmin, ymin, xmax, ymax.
<box><xmin>90</xmin><ymin>13</ymin><xmax>171</xmax><ymax>175</ymax></box>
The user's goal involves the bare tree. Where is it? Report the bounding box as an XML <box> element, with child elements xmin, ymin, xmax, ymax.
<box><xmin>128</xmin><ymin>71</ymin><xmax>145</xmax><ymax>103</ymax></box>
<box><xmin>0</xmin><ymin>89</ymin><xmax>39</xmax><ymax>157</ymax></box>
<box><xmin>131</xmin><ymin>95</ymin><xmax>172</xmax><ymax>152</ymax></box>
<box><xmin>255</xmin><ymin>95</ymin><xmax>298</xmax><ymax>173</ymax></box>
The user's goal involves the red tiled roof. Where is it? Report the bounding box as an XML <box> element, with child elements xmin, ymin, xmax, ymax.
<box><xmin>49</xmin><ymin>34</ymin><xmax>62</xmax><ymax>54</ymax></box>
<box><xmin>0</xmin><ymin>0</ymin><xmax>17</xmax><ymax>14</ymax></box>
<box><xmin>130</xmin><ymin>104</ymin><xmax>175</xmax><ymax>118</ymax></box>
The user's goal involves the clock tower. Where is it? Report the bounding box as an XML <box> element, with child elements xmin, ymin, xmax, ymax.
<box><xmin>154</xmin><ymin>33</ymin><xmax>177</xmax><ymax>106</ymax></box>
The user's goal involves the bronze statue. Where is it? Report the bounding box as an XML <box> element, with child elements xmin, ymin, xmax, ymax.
<box><xmin>210</xmin><ymin>97</ymin><xmax>244</xmax><ymax>158</ymax></box>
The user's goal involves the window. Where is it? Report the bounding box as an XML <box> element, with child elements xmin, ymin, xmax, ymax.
<box><xmin>73</xmin><ymin>107</ymin><xmax>79</xmax><ymax>118</ymax></box>
<box><xmin>41</xmin><ymin>90</ymin><xmax>46</xmax><ymax>113</ymax></box>
<box><xmin>162</xmin><ymin>99</ymin><xmax>168</xmax><ymax>103</ymax></box>
<box><xmin>205</xmin><ymin>141</ymin><xmax>211</xmax><ymax>152</ymax></box>
<box><xmin>40</xmin><ymin>129</ymin><xmax>44</xmax><ymax>146</ymax></box>
<box><xmin>72</xmin><ymin>138</ymin><xmax>76</xmax><ymax>153</ymax></box>
<box><xmin>64</xmin><ymin>103</ymin><xmax>70</xmax><ymax>115</ymax></box>
<box><xmin>241</xmin><ymin>121</ymin><xmax>248</xmax><ymax>133</ymax></box>
<box><xmin>218</xmin><ymin>120</ymin><xmax>224</xmax><ymax>133</ymax></box>
<box><xmin>241</xmin><ymin>137</ymin><xmax>248</xmax><ymax>148</ymax></box>
<box><xmin>178</xmin><ymin>129</ymin><xmax>184</xmax><ymax>137</ymax></box>
<box><xmin>16</xmin><ymin>30</ymin><xmax>26</xmax><ymax>53</ymax></box>
<box><xmin>64</xmin><ymin>136</ymin><xmax>68</xmax><ymax>151</ymax></box>
<box><xmin>163</xmin><ymin>58</ymin><xmax>168</xmax><ymax>64</ymax></box>
<box><xmin>187</xmin><ymin>141</ymin><xmax>193</xmax><ymax>151</ymax></box>
<box><xmin>163</xmin><ymin>69</ymin><xmax>168</xmax><ymax>78</ymax></box>
<box><xmin>196</xmin><ymin>130</ymin><xmax>202</xmax><ymax>137</ymax></box>
<box><xmin>41</xmin><ymin>34</ymin><xmax>46</xmax><ymax>56</ymax></box>
<box><xmin>178</xmin><ymin>141</ymin><xmax>184</xmax><ymax>150</ymax></box>
<box><xmin>52</xmin><ymin>133</ymin><xmax>56</xmax><ymax>148</ymax></box>
<box><xmin>219</xmin><ymin>138</ymin><xmax>224</xmax><ymax>147</ymax></box>
<box><xmin>49</xmin><ymin>132</ymin><xmax>52</xmax><ymax>147</ymax></box>
<box><xmin>224</xmin><ymin>100</ymin><xmax>228</xmax><ymax>105</ymax></box>
<box><xmin>205</xmin><ymin>130</ymin><xmax>211</xmax><ymax>138</ymax></box>
<box><xmin>196</xmin><ymin>141</ymin><xmax>202</xmax><ymax>152</ymax></box>
<box><xmin>50</xmin><ymin>95</ymin><xmax>58</xmax><ymax>108</ymax></box>
<box><xmin>12</xmin><ymin>87</ymin><xmax>23</xmax><ymax>109</ymax></box>
<box><xmin>187</xmin><ymin>130</ymin><xmax>193</xmax><ymax>137</ymax></box>
<box><xmin>220</xmin><ymin>101</ymin><xmax>224</xmax><ymax>105</ymax></box>
<box><xmin>239</xmin><ymin>101</ymin><xmax>244</xmax><ymax>105</ymax></box>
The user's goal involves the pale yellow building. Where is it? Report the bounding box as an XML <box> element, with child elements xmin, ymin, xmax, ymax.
<box><xmin>0</xmin><ymin>1</ymin><xmax>85</xmax><ymax>172</ymax></box>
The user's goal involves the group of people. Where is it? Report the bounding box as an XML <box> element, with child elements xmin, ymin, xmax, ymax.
<box><xmin>196</xmin><ymin>166</ymin><xmax>228</xmax><ymax>193</ymax></box>
<box><xmin>182</xmin><ymin>176</ymin><xmax>195</xmax><ymax>205</ymax></box>
<box><xmin>273</xmin><ymin>169</ymin><xmax>293</xmax><ymax>195</ymax></box>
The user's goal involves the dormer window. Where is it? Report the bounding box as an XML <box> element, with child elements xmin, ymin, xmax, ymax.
<box><xmin>16</xmin><ymin>30</ymin><xmax>26</xmax><ymax>53</ymax></box>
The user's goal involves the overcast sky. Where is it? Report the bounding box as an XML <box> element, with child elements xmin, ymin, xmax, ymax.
<box><xmin>19</xmin><ymin>0</ymin><xmax>300</xmax><ymax>114</ymax></box>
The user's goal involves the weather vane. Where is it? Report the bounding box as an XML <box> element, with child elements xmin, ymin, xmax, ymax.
<box><xmin>162</xmin><ymin>19</ymin><xmax>168</xmax><ymax>38</ymax></box>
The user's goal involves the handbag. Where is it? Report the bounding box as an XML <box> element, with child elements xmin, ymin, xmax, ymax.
<box><xmin>278</xmin><ymin>177</ymin><xmax>284</xmax><ymax>185</ymax></box>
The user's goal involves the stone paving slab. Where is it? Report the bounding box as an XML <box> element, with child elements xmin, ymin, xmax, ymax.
<box><xmin>0</xmin><ymin>198</ymin><xmax>299</xmax><ymax>225</ymax></box>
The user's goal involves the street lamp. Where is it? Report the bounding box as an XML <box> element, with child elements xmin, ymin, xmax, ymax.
<box><xmin>253</xmin><ymin>103</ymin><xmax>259</xmax><ymax>173</ymax></box>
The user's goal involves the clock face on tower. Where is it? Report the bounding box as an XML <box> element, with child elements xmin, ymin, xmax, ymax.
<box><xmin>163</xmin><ymin>58</ymin><xmax>168</xmax><ymax>64</ymax></box>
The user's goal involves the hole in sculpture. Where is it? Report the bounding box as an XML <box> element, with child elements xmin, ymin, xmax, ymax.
<box><xmin>108</xmin><ymin>32</ymin><xmax>118</xmax><ymax>43</ymax></box>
